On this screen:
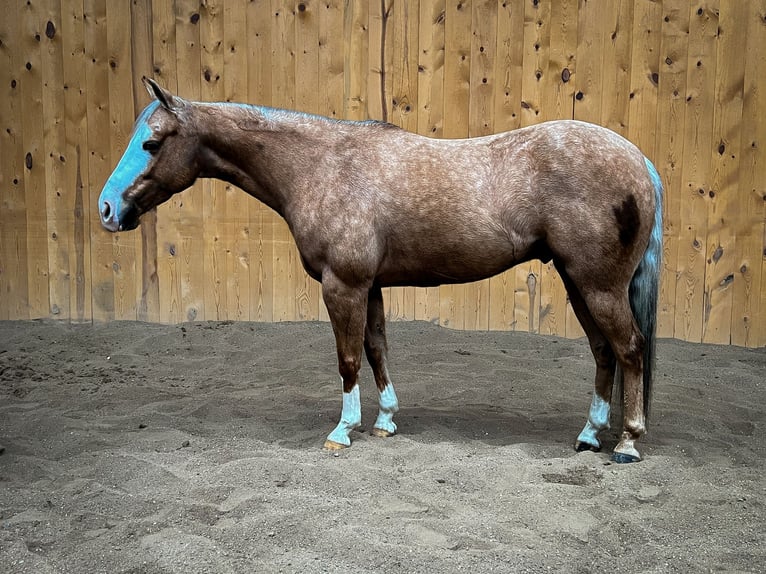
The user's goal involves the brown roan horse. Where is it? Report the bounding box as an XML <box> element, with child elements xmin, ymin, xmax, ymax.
<box><xmin>99</xmin><ymin>78</ymin><xmax>663</xmax><ymax>463</ymax></box>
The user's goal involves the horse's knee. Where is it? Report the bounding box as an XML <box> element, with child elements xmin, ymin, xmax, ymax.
<box><xmin>338</xmin><ymin>353</ymin><xmax>361</xmax><ymax>385</ymax></box>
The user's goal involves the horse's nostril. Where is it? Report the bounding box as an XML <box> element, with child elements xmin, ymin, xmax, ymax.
<box><xmin>101</xmin><ymin>200</ymin><xmax>112</xmax><ymax>221</ymax></box>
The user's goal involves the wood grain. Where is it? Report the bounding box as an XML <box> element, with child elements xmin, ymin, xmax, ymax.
<box><xmin>2</xmin><ymin>0</ymin><xmax>765</xmax><ymax>348</ymax></box>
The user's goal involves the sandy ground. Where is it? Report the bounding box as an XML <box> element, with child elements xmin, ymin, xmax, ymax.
<box><xmin>0</xmin><ymin>319</ymin><xmax>764</xmax><ymax>573</ymax></box>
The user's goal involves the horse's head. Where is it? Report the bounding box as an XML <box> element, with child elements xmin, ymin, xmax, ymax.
<box><xmin>98</xmin><ymin>78</ymin><xmax>200</xmax><ymax>232</ymax></box>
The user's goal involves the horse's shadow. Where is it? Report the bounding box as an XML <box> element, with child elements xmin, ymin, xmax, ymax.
<box><xmin>228</xmin><ymin>387</ymin><xmax>603</xmax><ymax>454</ymax></box>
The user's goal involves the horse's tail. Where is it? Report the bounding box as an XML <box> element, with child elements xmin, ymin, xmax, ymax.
<box><xmin>624</xmin><ymin>157</ymin><xmax>663</xmax><ymax>419</ymax></box>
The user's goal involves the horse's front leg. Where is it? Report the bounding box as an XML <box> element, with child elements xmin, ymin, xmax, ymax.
<box><xmin>365</xmin><ymin>285</ymin><xmax>399</xmax><ymax>438</ymax></box>
<box><xmin>322</xmin><ymin>272</ymin><xmax>369</xmax><ymax>450</ymax></box>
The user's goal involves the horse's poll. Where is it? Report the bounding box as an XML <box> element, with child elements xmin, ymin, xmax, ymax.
<box><xmin>99</xmin><ymin>78</ymin><xmax>663</xmax><ymax>463</ymax></box>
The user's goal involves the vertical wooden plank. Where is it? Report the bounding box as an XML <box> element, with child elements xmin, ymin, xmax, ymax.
<box><xmin>538</xmin><ymin>0</ymin><xmax>578</xmax><ymax>338</ymax></box>
<box><xmin>514</xmin><ymin>0</ymin><xmax>550</xmax><ymax>335</ymax></box>
<box><xmin>627</xmin><ymin>0</ymin><xmax>662</xmax><ymax>336</ymax></box>
<box><xmin>519</xmin><ymin>0</ymin><xmax>550</xmax><ymax>126</ymax></box>
<box><xmin>21</xmin><ymin>0</ymin><xmax>50</xmax><ymax>319</ymax></box>
<box><xmin>703</xmin><ymin>0</ymin><xmax>750</xmax><ymax>344</ymax></box>
<box><xmin>175</xmin><ymin>0</ymin><xmax>206</xmax><ymax>322</ymax></box>
<box><xmin>388</xmin><ymin>0</ymin><xmax>419</xmax><ymax>322</ymax></box>
<box><xmin>317</xmin><ymin>0</ymin><xmax>345</xmax><ymax>322</ymax></box>
<box><xmin>675</xmin><ymin>1</ymin><xmax>719</xmax><ymax>343</ymax></box>
<box><xmin>732</xmin><ymin>0</ymin><xmax>766</xmax><ymax>347</ymax></box>
<box><xmin>493</xmin><ymin>0</ymin><xmax>524</xmax><ymax>134</ymax></box>
<box><xmin>440</xmin><ymin>0</ymin><xmax>472</xmax><ymax>330</ymax></box>
<box><xmin>271</xmin><ymin>0</ymin><xmax>296</xmax><ymax>321</ymax></box>
<box><xmin>296</xmin><ymin>0</ymin><xmax>320</xmax><ymax>113</ymax></box>
<box><xmin>518</xmin><ymin>0</ymin><xmax>550</xmax><ymax>337</ymax></box>
<box><xmin>295</xmin><ymin>0</ymin><xmax>321</xmax><ymax>321</ymax></box>
<box><xmin>600</xmin><ymin>0</ymin><xmax>634</xmax><ymax>137</ymax></box>
<box><xmin>343</xmin><ymin>0</ymin><xmax>369</xmax><ymax>121</ymax></box>
<box><xmin>390</xmin><ymin>0</ymin><xmax>419</xmax><ymax>133</ymax></box>
<box><xmin>247</xmin><ymin>0</ymin><xmax>275</xmax><ymax>322</ymax></box>
<box><xmin>320</xmin><ymin>0</ymin><xmax>345</xmax><ymax>119</ymax></box>
<box><xmin>416</xmin><ymin>0</ymin><xmax>444</xmax><ymax>138</ymax></box>
<box><xmin>627</xmin><ymin>0</ymin><xmax>662</xmax><ymax>159</ymax></box>
<box><xmin>0</xmin><ymin>0</ymin><xmax>29</xmax><ymax>320</ymax></box>
<box><xmin>84</xmin><ymin>0</ymin><xmax>114</xmax><ymax>321</ymax></box>
<box><xmin>61</xmin><ymin>0</ymin><xmax>93</xmax><ymax>322</ymax></box>
<box><xmin>368</xmin><ymin>0</ymin><xmax>395</xmax><ymax>317</ymax></box>
<box><xmin>414</xmin><ymin>0</ymin><xmax>445</xmax><ymax>324</ymax></box>
<box><xmin>200</xmin><ymin>0</ymin><xmax>227</xmax><ymax>319</ymax></box>
<box><xmin>106</xmin><ymin>0</ymin><xmax>140</xmax><ymax>320</ymax></box>
<box><xmin>130</xmin><ymin>0</ymin><xmax>159</xmax><ymax>323</ymax></box>
<box><xmin>573</xmin><ymin>0</ymin><xmax>605</xmax><ymax>123</ymax></box>
<box><xmin>488</xmin><ymin>0</ymin><xmax>524</xmax><ymax>331</ymax></box>
<box><xmin>41</xmin><ymin>0</ymin><xmax>70</xmax><ymax>319</ymax></box>
<box><xmin>153</xmin><ymin>0</ymin><xmax>183</xmax><ymax>324</ymax></box>
<box><xmin>367</xmin><ymin>0</ymin><xmax>393</xmax><ymax>123</ymax></box>
<box><xmin>464</xmin><ymin>0</ymin><xmax>494</xmax><ymax>331</ymax></box>
<box><xmin>542</xmin><ymin>0</ymin><xmax>578</xmax><ymax>121</ymax></box>
<box><xmin>223</xmin><ymin>0</ymin><xmax>251</xmax><ymax>321</ymax></box>
<box><xmin>702</xmin><ymin>0</ymin><xmax>747</xmax><ymax>344</ymax></box>
<box><xmin>654</xmin><ymin>0</ymin><xmax>690</xmax><ymax>339</ymax></box>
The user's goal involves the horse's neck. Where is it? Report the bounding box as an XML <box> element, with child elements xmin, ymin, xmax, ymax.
<box><xmin>196</xmin><ymin>104</ymin><xmax>323</xmax><ymax>216</ymax></box>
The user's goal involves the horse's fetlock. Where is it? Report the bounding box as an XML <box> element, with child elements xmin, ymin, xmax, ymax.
<box><xmin>624</xmin><ymin>419</ymin><xmax>646</xmax><ymax>439</ymax></box>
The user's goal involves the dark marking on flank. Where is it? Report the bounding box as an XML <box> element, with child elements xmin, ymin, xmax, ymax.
<box><xmin>613</xmin><ymin>194</ymin><xmax>640</xmax><ymax>247</ymax></box>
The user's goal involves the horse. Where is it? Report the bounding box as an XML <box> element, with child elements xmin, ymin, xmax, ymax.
<box><xmin>99</xmin><ymin>78</ymin><xmax>663</xmax><ymax>463</ymax></box>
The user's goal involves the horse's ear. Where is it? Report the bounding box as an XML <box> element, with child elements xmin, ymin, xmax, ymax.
<box><xmin>142</xmin><ymin>77</ymin><xmax>185</xmax><ymax>113</ymax></box>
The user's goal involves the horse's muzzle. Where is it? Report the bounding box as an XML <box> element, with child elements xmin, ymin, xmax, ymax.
<box><xmin>99</xmin><ymin>198</ymin><xmax>140</xmax><ymax>232</ymax></box>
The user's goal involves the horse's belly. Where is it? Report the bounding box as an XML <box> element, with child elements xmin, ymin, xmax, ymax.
<box><xmin>375</xmin><ymin>242</ymin><xmax>521</xmax><ymax>287</ymax></box>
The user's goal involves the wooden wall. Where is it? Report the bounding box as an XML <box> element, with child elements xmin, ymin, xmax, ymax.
<box><xmin>1</xmin><ymin>0</ymin><xmax>765</xmax><ymax>347</ymax></box>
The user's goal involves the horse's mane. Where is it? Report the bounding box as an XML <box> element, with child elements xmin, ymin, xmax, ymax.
<box><xmin>206</xmin><ymin>101</ymin><xmax>400</xmax><ymax>132</ymax></box>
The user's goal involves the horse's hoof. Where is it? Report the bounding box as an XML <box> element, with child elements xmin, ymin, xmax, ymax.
<box><xmin>323</xmin><ymin>439</ymin><xmax>348</xmax><ymax>451</ymax></box>
<box><xmin>610</xmin><ymin>452</ymin><xmax>641</xmax><ymax>464</ymax></box>
<box><xmin>574</xmin><ymin>441</ymin><xmax>600</xmax><ymax>453</ymax></box>
<box><xmin>371</xmin><ymin>427</ymin><xmax>395</xmax><ymax>438</ymax></box>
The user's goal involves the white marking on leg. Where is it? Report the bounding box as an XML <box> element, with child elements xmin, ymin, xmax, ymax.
<box><xmin>326</xmin><ymin>384</ymin><xmax>361</xmax><ymax>447</ymax></box>
<box><xmin>576</xmin><ymin>394</ymin><xmax>610</xmax><ymax>449</ymax></box>
<box><xmin>373</xmin><ymin>382</ymin><xmax>399</xmax><ymax>435</ymax></box>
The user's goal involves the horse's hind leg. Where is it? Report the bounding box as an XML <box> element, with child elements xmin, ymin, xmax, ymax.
<box><xmin>578</xmin><ymin>288</ymin><xmax>646</xmax><ymax>463</ymax></box>
<box><xmin>365</xmin><ymin>285</ymin><xmax>399</xmax><ymax>437</ymax></box>
<box><xmin>557</xmin><ymin>267</ymin><xmax>617</xmax><ymax>453</ymax></box>
<box><xmin>321</xmin><ymin>272</ymin><xmax>369</xmax><ymax>450</ymax></box>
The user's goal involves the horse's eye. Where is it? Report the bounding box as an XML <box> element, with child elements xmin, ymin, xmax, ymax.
<box><xmin>142</xmin><ymin>140</ymin><xmax>162</xmax><ymax>154</ymax></box>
